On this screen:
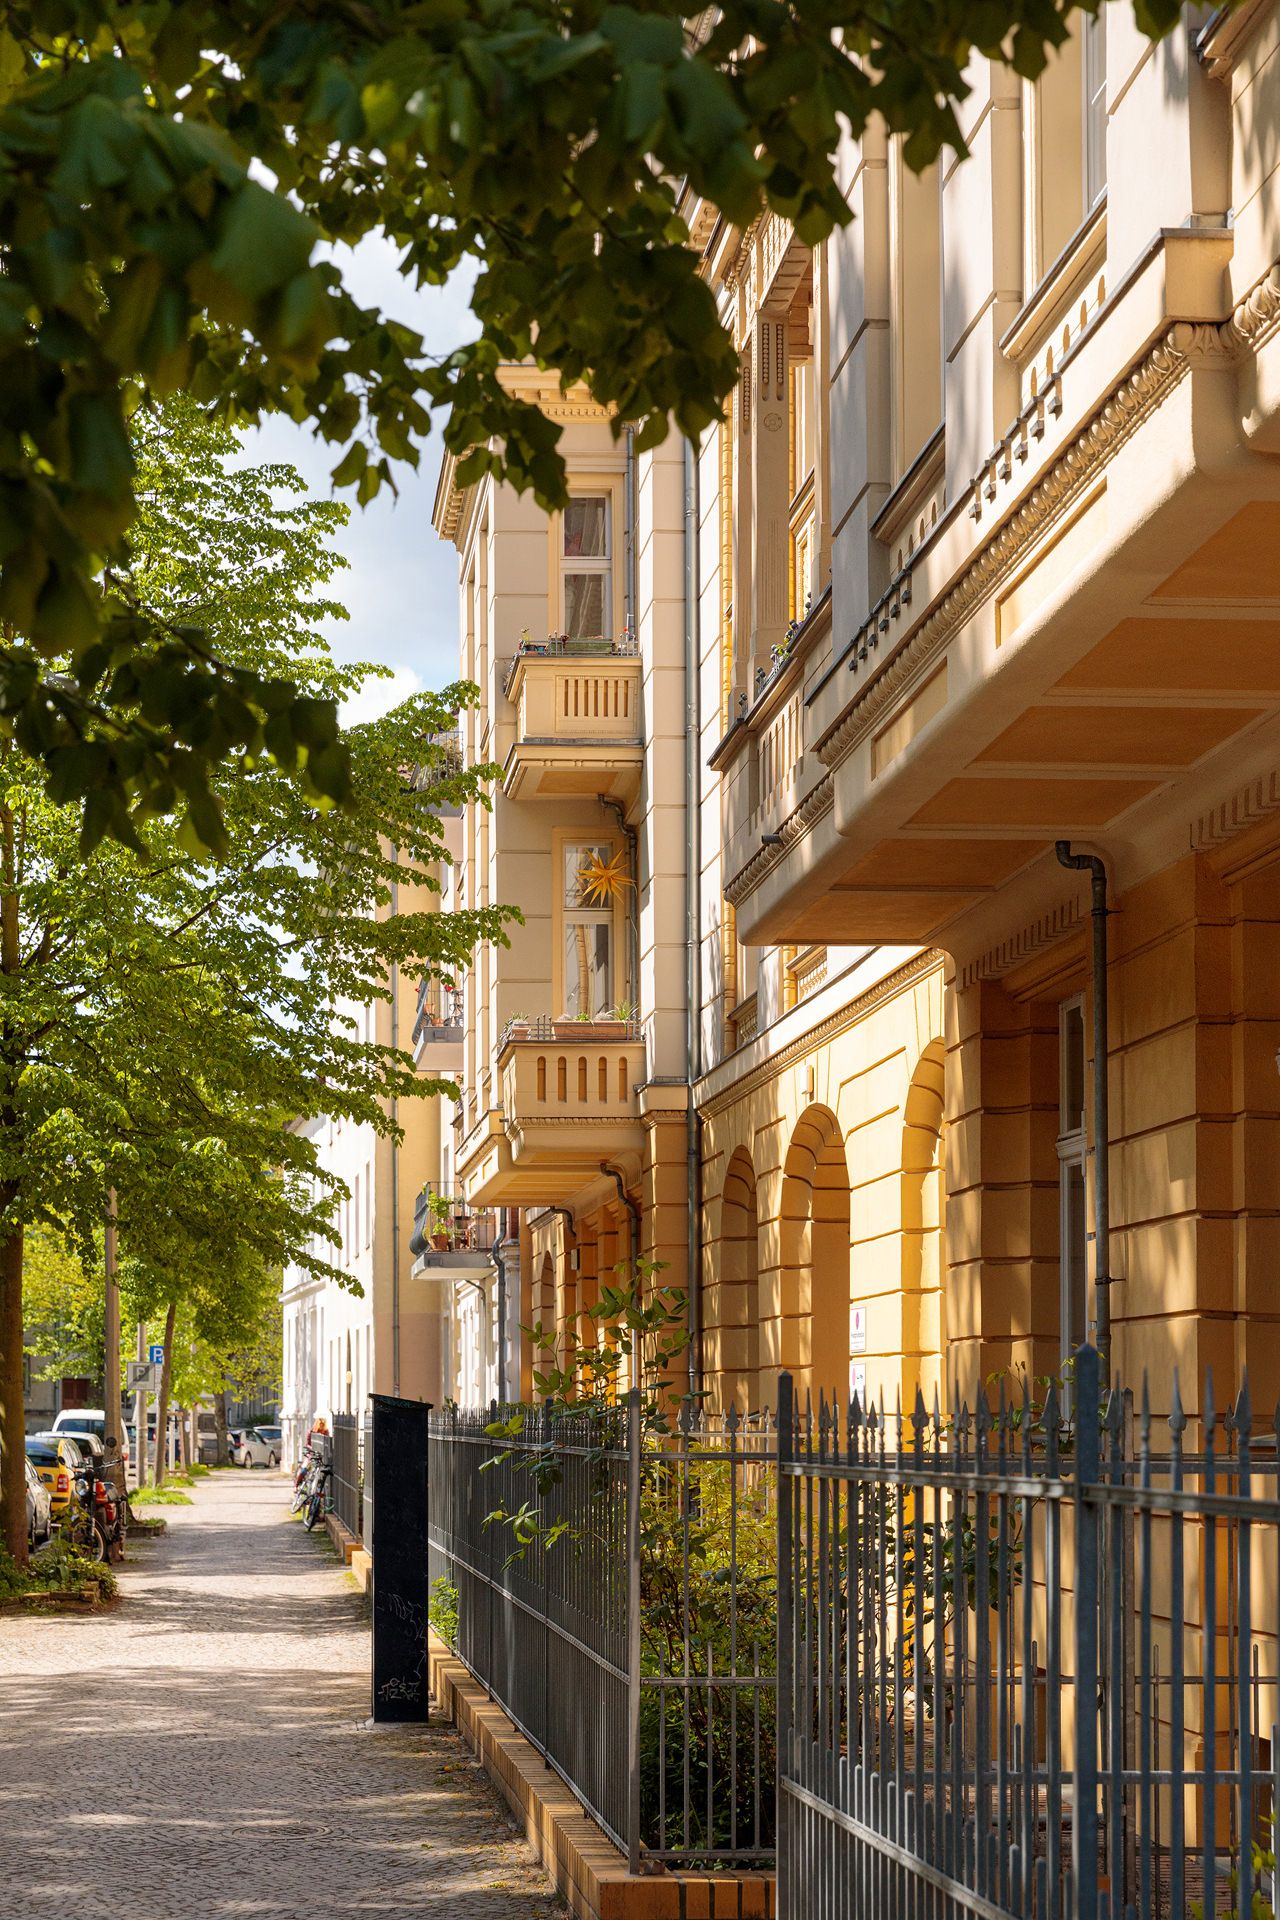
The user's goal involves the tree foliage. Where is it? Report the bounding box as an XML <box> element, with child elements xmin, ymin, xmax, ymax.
<box><xmin>0</xmin><ymin>0</ymin><xmax>1188</xmax><ymax>847</ymax></box>
<box><xmin>0</xmin><ymin>395</ymin><xmax>514</xmax><ymax>1554</ymax></box>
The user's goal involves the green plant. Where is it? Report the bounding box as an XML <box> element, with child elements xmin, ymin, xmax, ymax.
<box><xmin>429</xmin><ymin>1576</ymin><xmax>460</xmax><ymax>1649</ymax></box>
<box><xmin>0</xmin><ymin>1539</ymin><xmax>118</xmax><ymax>1604</ymax></box>
<box><xmin>130</xmin><ymin>1486</ymin><xmax>193</xmax><ymax>1506</ymax></box>
<box><xmin>610</xmin><ymin>1002</ymin><xmax>637</xmax><ymax>1024</ymax></box>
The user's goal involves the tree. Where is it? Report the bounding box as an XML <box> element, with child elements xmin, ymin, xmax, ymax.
<box><xmin>0</xmin><ymin>395</ymin><xmax>514</xmax><ymax>1558</ymax></box>
<box><xmin>0</xmin><ymin>0</ymin><xmax>1185</xmax><ymax>850</ymax></box>
<box><xmin>21</xmin><ymin>1226</ymin><xmax>103</xmax><ymax>1389</ymax></box>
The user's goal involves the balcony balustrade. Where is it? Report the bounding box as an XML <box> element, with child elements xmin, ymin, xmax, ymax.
<box><xmin>501</xmin><ymin>635</ymin><xmax>642</xmax><ymax>802</ymax></box>
<box><xmin>409</xmin><ymin>1186</ymin><xmax>496</xmax><ymax>1279</ymax></box>
<box><xmin>412</xmin><ymin>979</ymin><xmax>464</xmax><ymax>1071</ymax></box>
<box><xmin>455</xmin><ymin>1011</ymin><xmax>646</xmax><ymax>1206</ymax></box>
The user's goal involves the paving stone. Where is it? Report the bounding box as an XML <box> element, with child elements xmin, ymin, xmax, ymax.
<box><xmin>0</xmin><ymin>1473</ymin><xmax>567</xmax><ymax>1920</ymax></box>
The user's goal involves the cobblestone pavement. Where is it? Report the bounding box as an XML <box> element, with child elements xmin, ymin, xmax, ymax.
<box><xmin>0</xmin><ymin>1472</ymin><xmax>567</xmax><ymax>1920</ymax></box>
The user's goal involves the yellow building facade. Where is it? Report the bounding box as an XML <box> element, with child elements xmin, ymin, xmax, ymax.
<box><xmin>426</xmin><ymin>2</ymin><xmax>1280</xmax><ymax>1426</ymax></box>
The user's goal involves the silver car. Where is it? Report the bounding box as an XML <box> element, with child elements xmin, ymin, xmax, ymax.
<box><xmin>234</xmin><ymin>1425</ymin><xmax>282</xmax><ymax>1468</ymax></box>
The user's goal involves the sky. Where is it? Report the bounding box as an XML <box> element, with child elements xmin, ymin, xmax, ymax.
<box><xmin>238</xmin><ymin>236</ymin><xmax>480</xmax><ymax>726</ymax></box>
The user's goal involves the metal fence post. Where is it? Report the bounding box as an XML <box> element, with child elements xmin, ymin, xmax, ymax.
<box><xmin>776</xmin><ymin>1371</ymin><xmax>794</xmax><ymax>1920</ymax></box>
<box><xmin>1073</xmin><ymin>1343</ymin><xmax>1102</xmax><ymax>1920</ymax></box>
<box><xmin>626</xmin><ymin>1386</ymin><xmax>642</xmax><ymax>1877</ymax></box>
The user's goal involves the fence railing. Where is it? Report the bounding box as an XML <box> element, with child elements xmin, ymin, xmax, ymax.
<box><xmin>332</xmin><ymin>1411</ymin><xmax>363</xmax><ymax>1542</ymax></box>
<box><xmin>777</xmin><ymin>1343</ymin><xmax>1280</xmax><ymax>1920</ymax></box>
<box><xmin>427</xmin><ymin>1398</ymin><xmax>776</xmax><ymax>1872</ymax></box>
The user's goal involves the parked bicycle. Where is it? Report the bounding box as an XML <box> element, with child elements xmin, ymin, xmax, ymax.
<box><xmin>302</xmin><ymin>1455</ymin><xmax>332</xmax><ymax>1532</ymax></box>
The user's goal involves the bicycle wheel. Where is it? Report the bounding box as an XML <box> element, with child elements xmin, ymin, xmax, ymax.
<box><xmin>304</xmin><ymin>1491</ymin><xmax>323</xmax><ymax>1532</ymax></box>
<box><xmin>290</xmin><ymin>1483</ymin><xmax>308</xmax><ymax>1514</ymax></box>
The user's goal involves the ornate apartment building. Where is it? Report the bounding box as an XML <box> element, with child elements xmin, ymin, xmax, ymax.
<box><xmin>408</xmin><ymin>0</ymin><xmax>1280</xmax><ymax>1422</ymax></box>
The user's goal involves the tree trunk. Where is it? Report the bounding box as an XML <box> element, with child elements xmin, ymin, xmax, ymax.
<box><xmin>103</xmin><ymin>1188</ymin><xmax>120</xmax><ymax>1446</ymax></box>
<box><xmin>0</xmin><ymin>1224</ymin><xmax>26</xmax><ymax>1565</ymax></box>
<box><xmin>176</xmin><ymin>1408</ymin><xmax>188</xmax><ymax>1472</ymax></box>
<box><xmin>213</xmin><ymin>1389</ymin><xmax>230</xmax><ymax>1467</ymax></box>
<box><xmin>152</xmin><ymin>1300</ymin><xmax>177</xmax><ymax>1487</ymax></box>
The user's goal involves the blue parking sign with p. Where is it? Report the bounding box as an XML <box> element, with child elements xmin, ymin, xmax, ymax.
<box><xmin>148</xmin><ymin>1344</ymin><xmax>165</xmax><ymax>1365</ymax></box>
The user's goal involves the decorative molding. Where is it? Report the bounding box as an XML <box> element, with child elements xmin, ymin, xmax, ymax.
<box><xmin>955</xmin><ymin>897</ymin><xmax>1083</xmax><ymax>992</ymax></box>
<box><xmin>698</xmin><ymin>949</ymin><xmax>945</xmax><ymax>1118</ymax></box>
<box><xmin>1224</xmin><ymin>263</ymin><xmax>1280</xmax><ymax>356</ymax></box>
<box><xmin>815</xmin><ymin>331</ymin><xmax>1188</xmax><ymax>769</ymax></box>
<box><xmin>1191</xmin><ymin>768</ymin><xmax>1280</xmax><ymax>852</ymax></box>
<box><xmin>723</xmin><ymin>770</ymin><xmax>834</xmax><ymax>906</ymax></box>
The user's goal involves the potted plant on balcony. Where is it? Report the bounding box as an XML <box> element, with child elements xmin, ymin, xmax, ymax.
<box><xmin>427</xmin><ymin>1192</ymin><xmax>454</xmax><ymax>1252</ymax></box>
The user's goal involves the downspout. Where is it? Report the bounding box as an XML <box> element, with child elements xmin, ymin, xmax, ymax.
<box><xmin>492</xmin><ymin>1206</ymin><xmax>515</xmax><ymax>1405</ymax></box>
<box><xmin>602</xmin><ymin>1161</ymin><xmax>642</xmax><ymax>1383</ymax></box>
<box><xmin>391</xmin><ymin>853</ymin><xmax>401</xmax><ymax>1396</ymax></box>
<box><xmin>683</xmin><ymin>434</ymin><xmax>702</xmax><ymax>1402</ymax></box>
<box><xmin>1055</xmin><ymin>842</ymin><xmax>1112</xmax><ymax>1366</ymax></box>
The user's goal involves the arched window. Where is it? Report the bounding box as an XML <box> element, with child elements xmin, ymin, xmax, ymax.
<box><xmin>780</xmin><ymin>1105</ymin><xmax>852</xmax><ymax>1405</ymax></box>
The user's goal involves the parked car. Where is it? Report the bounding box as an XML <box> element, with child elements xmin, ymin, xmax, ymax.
<box><xmin>51</xmin><ymin>1409</ymin><xmax>129</xmax><ymax>1477</ymax></box>
<box><xmin>25</xmin><ymin>1434</ymin><xmax>84</xmax><ymax>1518</ymax></box>
<box><xmin>234</xmin><ymin>1426</ymin><xmax>282</xmax><ymax>1469</ymax></box>
<box><xmin>25</xmin><ymin>1458</ymin><xmax>53</xmax><ymax>1549</ymax></box>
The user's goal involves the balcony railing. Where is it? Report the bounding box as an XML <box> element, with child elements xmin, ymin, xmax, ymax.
<box><xmin>413</xmin><ymin>980</ymin><xmax>464</xmax><ymax>1048</ymax></box>
<box><xmin>409</xmin><ymin>1186</ymin><xmax>496</xmax><ymax>1261</ymax></box>
<box><xmin>498</xmin><ymin>1012</ymin><xmax>641</xmax><ymax>1048</ymax></box>
<box><xmin>502</xmin><ymin>630</ymin><xmax>638</xmax><ymax>699</ymax></box>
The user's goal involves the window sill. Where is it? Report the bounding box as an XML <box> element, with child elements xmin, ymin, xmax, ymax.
<box><xmin>1000</xmin><ymin>202</ymin><xmax>1107</xmax><ymax>363</ymax></box>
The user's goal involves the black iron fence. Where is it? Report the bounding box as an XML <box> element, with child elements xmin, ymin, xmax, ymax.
<box><xmin>777</xmin><ymin>1343</ymin><xmax>1280</xmax><ymax>1920</ymax></box>
<box><xmin>332</xmin><ymin>1411</ymin><xmax>363</xmax><ymax>1541</ymax></box>
<box><xmin>427</xmin><ymin>1398</ymin><xmax>776</xmax><ymax>1872</ymax></box>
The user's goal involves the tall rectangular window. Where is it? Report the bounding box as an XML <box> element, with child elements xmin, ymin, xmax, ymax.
<box><xmin>561</xmin><ymin>842</ymin><xmax>616</xmax><ymax>1017</ymax></box>
<box><xmin>1057</xmin><ymin>997</ymin><xmax>1089</xmax><ymax>1364</ymax></box>
<box><xmin>1084</xmin><ymin>11</ymin><xmax>1107</xmax><ymax>212</ymax></box>
<box><xmin>560</xmin><ymin>496</ymin><xmax>612</xmax><ymax>639</ymax></box>
<box><xmin>889</xmin><ymin>149</ymin><xmax>944</xmax><ymax>480</ymax></box>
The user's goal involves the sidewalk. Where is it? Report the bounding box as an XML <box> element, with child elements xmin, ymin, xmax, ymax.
<box><xmin>0</xmin><ymin>1471</ymin><xmax>566</xmax><ymax>1920</ymax></box>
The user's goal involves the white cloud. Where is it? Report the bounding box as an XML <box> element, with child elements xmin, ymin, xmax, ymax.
<box><xmin>340</xmin><ymin>663</ymin><xmax>425</xmax><ymax>728</ymax></box>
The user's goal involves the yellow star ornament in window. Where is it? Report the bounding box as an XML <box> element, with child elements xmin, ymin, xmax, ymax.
<box><xmin>576</xmin><ymin>850</ymin><xmax>633</xmax><ymax>905</ymax></box>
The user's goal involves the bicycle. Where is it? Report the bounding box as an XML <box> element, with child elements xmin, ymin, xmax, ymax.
<box><xmin>303</xmin><ymin>1461</ymin><xmax>331</xmax><ymax>1532</ymax></box>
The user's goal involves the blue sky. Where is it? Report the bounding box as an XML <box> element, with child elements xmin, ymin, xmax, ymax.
<box><xmin>240</xmin><ymin>235</ymin><xmax>480</xmax><ymax>724</ymax></box>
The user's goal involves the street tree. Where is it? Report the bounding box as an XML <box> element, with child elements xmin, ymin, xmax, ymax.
<box><xmin>0</xmin><ymin>396</ymin><xmax>513</xmax><ymax>1559</ymax></box>
<box><xmin>0</xmin><ymin>0</ymin><xmax>1187</xmax><ymax>848</ymax></box>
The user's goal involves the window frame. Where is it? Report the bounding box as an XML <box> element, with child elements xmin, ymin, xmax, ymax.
<box><xmin>553</xmin><ymin>482</ymin><xmax>622</xmax><ymax>642</ymax></box>
<box><xmin>553</xmin><ymin>830</ymin><xmax>628</xmax><ymax>1019</ymax></box>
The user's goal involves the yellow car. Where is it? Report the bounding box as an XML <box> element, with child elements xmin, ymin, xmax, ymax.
<box><xmin>25</xmin><ymin>1433</ymin><xmax>84</xmax><ymax>1517</ymax></box>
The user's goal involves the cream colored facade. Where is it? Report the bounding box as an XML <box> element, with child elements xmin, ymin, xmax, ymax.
<box><xmin>426</xmin><ymin>3</ymin><xmax>1280</xmax><ymax>1421</ymax></box>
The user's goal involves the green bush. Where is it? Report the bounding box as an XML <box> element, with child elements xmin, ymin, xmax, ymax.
<box><xmin>429</xmin><ymin>1576</ymin><xmax>459</xmax><ymax>1648</ymax></box>
<box><xmin>130</xmin><ymin>1486</ymin><xmax>192</xmax><ymax>1506</ymax></box>
<box><xmin>639</xmin><ymin>1455</ymin><xmax>776</xmax><ymax>1858</ymax></box>
<box><xmin>0</xmin><ymin>1539</ymin><xmax>119</xmax><ymax>1604</ymax></box>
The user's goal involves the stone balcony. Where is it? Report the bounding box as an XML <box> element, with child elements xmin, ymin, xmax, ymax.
<box><xmin>501</xmin><ymin>637</ymin><xmax>642</xmax><ymax>802</ymax></box>
<box><xmin>408</xmin><ymin>1186</ymin><xmax>496</xmax><ymax>1282</ymax></box>
<box><xmin>456</xmin><ymin>1015</ymin><xmax>645</xmax><ymax>1206</ymax></box>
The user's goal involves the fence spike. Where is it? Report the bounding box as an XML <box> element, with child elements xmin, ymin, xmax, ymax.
<box><xmin>725</xmin><ymin>1402</ymin><xmax>740</xmax><ymax>1437</ymax></box>
<box><xmin>1235</xmin><ymin>1371</ymin><xmax>1253</xmax><ymax>1440</ymax></box>
<box><xmin>1170</xmin><ymin>1366</ymin><xmax>1186</xmax><ymax>1437</ymax></box>
<box><xmin>911</xmin><ymin>1385</ymin><xmax>928</xmax><ymax>1440</ymax></box>
<box><xmin>1204</xmin><ymin>1368</ymin><xmax>1217</xmax><ymax>1440</ymax></box>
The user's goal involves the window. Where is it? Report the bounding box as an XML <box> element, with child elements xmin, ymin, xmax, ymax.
<box><xmin>1031</xmin><ymin>15</ymin><xmax>1107</xmax><ymax>281</ymax></box>
<box><xmin>889</xmin><ymin>147</ymin><xmax>944</xmax><ymax>479</ymax></box>
<box><xmin>1083</xmin><ymin>11</ymin><xmax>1107</xmax><ymax>212</ymax></box>
<box><xmin>560</xmin><ymin>496</ymin><xmax>612</xmax><ymax>639</ymax></box>
<box><xmin>1058</xmin><ymin>998</ymin><xmax>1090</xmax><ymax>1363</ymax></box>
<box><xmin>561</xmin><ymin>841</ymin><xmax>615</xmax><ymax>1017</ymax></box>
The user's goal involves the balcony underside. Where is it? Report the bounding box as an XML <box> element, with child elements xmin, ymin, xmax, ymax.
<box><xmin>734</xmin><ymin>391</ymin><xmax>1280</xmax><ymax>956</ymax></box>
<box><xmin>502</xmin><ymin>740</ymin><xmax>641</xmax><ymax>803</ymax></box>
<box><xmin>460</xmin><ymin>1122</ymin><xmax>644</xmax><ymax>1208</ymax></box>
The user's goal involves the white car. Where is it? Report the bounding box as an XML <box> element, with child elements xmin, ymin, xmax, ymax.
<box><xmin>233</xmin><ymin>1425</ymin><xmax>282</xmax><ymax>1469</ymax></box>
<box><xmin>51</xmin><ymin>1409</ymin><xmax>129</xmax><ymax>1476</ymax></box>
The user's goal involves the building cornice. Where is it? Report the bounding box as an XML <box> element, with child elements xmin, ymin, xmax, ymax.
<box><xmin>722</xmin><ymin>251</ymin><xmax>1280</xmax><ymax>916</ymax></box>
<box><xmin>697</xmin><ymin>949</ymin><xmax>944</xmax><ymax>1117</ymax></box>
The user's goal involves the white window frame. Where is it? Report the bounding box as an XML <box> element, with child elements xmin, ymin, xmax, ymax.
<box><xmin>559</xmin><ymin>492</ymin><xmax>613</xmax><ymax>640</ymax></box>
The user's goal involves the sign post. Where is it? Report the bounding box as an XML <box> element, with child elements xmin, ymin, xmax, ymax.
<box><xmin>369</xmin><ymin>1394</ymin><xmax>430</xmax><ymax>1723</ymax></box>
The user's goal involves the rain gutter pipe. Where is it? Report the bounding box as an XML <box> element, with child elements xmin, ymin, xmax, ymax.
<box><xmin>1055</xmin><ymin>841</ymin><xmax>1112</xmax><ymax>1367</ymax></box>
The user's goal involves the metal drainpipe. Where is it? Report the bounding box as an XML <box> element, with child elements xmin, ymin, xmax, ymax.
<box><xmin>391</xmin><ymin>852</ymin><xmax>401</xmax><ymax>1397</ymax></box>
<box><xmin>1055</xmin><ymin>841</ymin><xmax>1112</xmax><ymax>1366</ymax></box>
<box><xmin>492</xmin><ymin>1218</ymin><xmax>509</xmax><ymax>1406</ymax></box>
<box><xmin>682</xmin><ymin>433</ymin><xmax>702</xmax><ymax>1402</ymax></box>
<box><xmin>602</xmin><ymin>1161</ymin><xmax>642</xmax><ymax>1381</ymax></box>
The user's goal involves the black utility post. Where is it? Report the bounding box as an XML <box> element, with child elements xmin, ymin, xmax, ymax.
<box><xmin>370</xmin><ymin>1393</ymin><xmax>431</xmax><ymax>1723</ymax></box>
